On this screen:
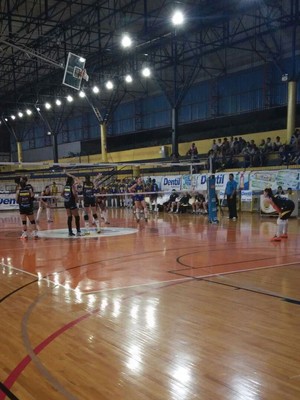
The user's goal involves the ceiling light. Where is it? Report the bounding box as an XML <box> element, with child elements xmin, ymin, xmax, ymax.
<box><xmin>121</xmin><ymin>34</ymin><xmax>132</xmax><ymax>48</ymax></box>
<box><xmin>11</xmin><ymin>115</ymin><xmax>16</xmax><ymax>120</ymax></box>
<box><xmin>18</xmin><ymin>112</ymin><xmax>23</xmax><ymax>117</ymax></box>
<box><xmin>55</xmin><ymin>99</ymin><xmax>62</xmax><ymax>106</ymax></box>
<box><xmin>67</xmin><ymin>95</ymin><xmax>73</xmax><ymax>102</ymax></box>
<box><xmin>92</xmin><ymin>86</ymin><xmax>99</xmax><ymax>94</ymax></box>
<box><xmin>141</xmin><ymin>67</ymin><xmax>151</xmax><ymax>77</ymax></box>
<box><xmin>106</xmin><ymin>80</ymin><xmax>114</xmax><ymax>90</ymax></box>
<box><xmin>79</xmin><ymin>91</ymin><xmax>85</xmax><ymax>98</ymax></box>
<box><xmin>172</xmin><ymin>10</ymin><xmax>184</xmax><ymax>26</ymax></box>
<box><xmin>26</xmin><ymin>109</ymin><xmax>32</xmax><ymax>115</ymax></box>
<box><xmin>45</xmin><ymin>102</ymin><xmax>51</xmax><ymax>109</ymax></box>
<box><xmin>125</xmin><ymin>74</ymin><xmax>133</xmax><ymax>83</ymax></box>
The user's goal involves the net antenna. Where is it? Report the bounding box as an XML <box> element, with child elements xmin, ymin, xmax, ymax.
<box><xmin>62</xmin><ymin>52</ymin><xmax>89</xmax><ymax>90</ymax></box>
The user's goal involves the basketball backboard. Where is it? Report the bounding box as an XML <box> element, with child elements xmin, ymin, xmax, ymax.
<box><xmin>62</xmin><ymin>52</ymin><xmax>87</xmax><ymax>90</ymax></box>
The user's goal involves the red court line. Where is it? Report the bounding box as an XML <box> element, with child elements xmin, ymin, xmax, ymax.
<box><xmin>0</xmin><ymin>311</ymin><xmax>95</xmax><ymax>399</ymax></box>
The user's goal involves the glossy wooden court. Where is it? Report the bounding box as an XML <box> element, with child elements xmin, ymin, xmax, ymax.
<box><xmin>1</xmin><ymin>208</ymin><xmax>300</xmax><ymax>400</ymax></box>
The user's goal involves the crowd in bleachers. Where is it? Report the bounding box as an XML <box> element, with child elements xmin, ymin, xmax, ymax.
<box><xmin>185</xmin><ymin>129</ymin><xmax>300</xmax><ymax>171</ymax></box>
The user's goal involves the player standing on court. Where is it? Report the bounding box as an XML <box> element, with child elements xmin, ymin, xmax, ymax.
<box><xmin>263</xmin><ymin>188</ymin><xmax>295</xmax><ymax>241</ymax></box>
<box><xmin>16</xmin><ymin>179</ymin><xmax>38</xmax><ymax>239</ymax></box>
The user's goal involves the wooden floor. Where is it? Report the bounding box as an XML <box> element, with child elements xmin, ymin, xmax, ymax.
<box><xmin>1</xmin><ymin>208</ymin><xmax>300</xmax><ymax>400</ymax></box>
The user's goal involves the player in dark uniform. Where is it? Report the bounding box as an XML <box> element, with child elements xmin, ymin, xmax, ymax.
<box><xmin>149</xmin><ymin>178</ymin><xmax>159</xmax><ymax>212</ymax></box>
<box><xmin>129</xmin><ymin>176</ymin><xmax>149</xmax><ymax>222</ymax></box>
<box><xmin>263</xmin><ymin>187</ymin><xmax>295</xmax><ymax>241</ymax></box>
<box><xmin>82</xmin><ymin>174</ymin><xmax>101</xmax><ymax>234</ymax></box>
<box><xmin>61</xmin><ymin>176</ymin><xmax>81</xmax><ymax>237</ymax></box>
<box><xmin>16</xmin><ymin>179</ymin><xmax>38</xmax><ymax>239</ymax></box>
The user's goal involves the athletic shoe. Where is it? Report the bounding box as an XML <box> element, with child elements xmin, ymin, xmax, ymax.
<box><xmin>271</xmin><ymin>236</ymin><xmax>281</xmax><ymax>242</ymax></box>
<box><xmin>20</xmin><ymin>231</ymin><xmax>28</xmax><ymax>239</ymax></box>
<box><xmin>232</xmin><ymin>217</ymin><xmax>237</xmax><ymax>221</ymax></box>
<box><xmin>32</xmin><ymin>230</ymin><xmax>38</xmax><ymax>239</ymax></box>
<box><xmin>68</xmin><ymin>231</ymin><xmax>75</xmax><ymax>237</ymax></box>
<box><xmin>280</xmin><ymin>234</ymin><xmax>288</xmax><ymax>239</ymax></box>
<box><xmin>76</xmin><ymin>231</ymin><xmax>82</xmax><ymax>237</ymax></box>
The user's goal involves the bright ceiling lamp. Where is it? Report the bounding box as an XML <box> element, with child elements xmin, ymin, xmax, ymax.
<box><xmin>141</xmin><ymin>67</ymin><xmax>151</xmax><ymax>77</ymax></box>
<box><xmin>67</xmin><ymin>95</ymin><xmax>73</xmax><ymax>102</ymax></box>
<box><xmin>121</xmin><ymin>33</ymin><xmax>132</xmax><ymax>48</ymax></box>
<box><xmin>92</xmin><ymin>85</ymin><xmax>100</xmax><ymax>94</ymax></box>
<box><xmin>11</xmin><ymin>115</ymin><xmax>16</xmax><ymax>120</ymax></box>
<box><xmin>79</xmin><ymin>90</ymin><xmax>86</xmax><ymax>98</ymax></box>
<box><xmin>26</xmin><ymin>109</ymin><xmax>32</xmax><ymax>115</ymax></box>
<box><xmin>55</xmin><ymin>99</ymin><xmax>62</xmax><ymax>106</ymax></box>
<box><xmin>106</xmin><ymin>80</ymin><xmax>114</xmax><ymax>90</ymax></box>
<box><xmin>45</xmin><ymin>102</ymin><xmax>51</xmax><ymax>109</ymax></box>
<box><xmin>172</xmin><ymin>10</ymin><xmax>184</xmax><ymax>26</ymax></box>
<box><xmin>125</xmin><ymin>74</ymin><xmax>133</xmax><ymax>83</ymax></box>
<box><xmin>18</xmin><ymin>111</ymin><xmax>24</xmax><ymax>117</ymax></box>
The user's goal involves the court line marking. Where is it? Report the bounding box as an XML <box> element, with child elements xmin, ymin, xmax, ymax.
<box><xmin>1</xmin><ymin>274</ymin><xmax>191</xmax><ymax>399</ymax></box>
<box><xmin>2</xmin><ymin>259</ymin><xmax>300</xmax><ymax>398</ymax></box>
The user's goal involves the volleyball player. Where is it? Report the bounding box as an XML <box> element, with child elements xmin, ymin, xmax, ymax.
<box><xmin>129</xmin><ymin>176</ymin><xmax>149</xmax><ymax>222</ymax></box>
<box><xmin>61</xmin><ymin>176</ymin><xmax>81</xmax><ymax>237</ymax></box>
<box><xmin>65</xmin><ymin>172</ymin><xmax>102</xmax><ymax>234</ymax></box>
<box><xmin>36</xmin><ymin>185</ymin><xmax>53</xmax><ymax>223</ymax></box>
<box><xmin>263</xmin><ymin>187</ymin><xmax>295</xmax><ymax>241</ymax></box>
<box><xmin>16</xmin><ymin>179</ymin><xmax>38</xmax><ymax>239</ymax></box>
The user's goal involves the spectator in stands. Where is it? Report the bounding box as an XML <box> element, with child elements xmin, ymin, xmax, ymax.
<box><xmin>217</xmin><ymin>138</ymin><xmax>223</xmax><ymax>151</ymax></box>
<box><xmin>265</xmin><ymin>137</ymin><xmax>273</xmax><ymax>152</ymax></box>
<box><xmin>238</xmin><ymin>137</ymin><xmax>246</xmax><ymax>153</ymax></box>
<box><xmin>241</xmin><ymin>142</ymin><xmax>252</xmax><ymax>168</ymax></box>
<box><xmin>186</xmin><ymin>143</ymin><xmax>198</xmax><ymax>160</ymax></box>
<box><xmin>233</xmin><ymin>137</ymin><xmax>240</xmax><ymax>155</ymax></box>
<box><xmin>211</xmin><ymin>139</ymin><xmax>218</xmax><ymax>154</ymax></box>
<box><xmin>273</xmin><ymin>136</ymin><xmax>282</xmax><ymax>151</ymax></box>
<box><xmin>249</xmin><ymin>143</ymin><xmax>260</xmax><ymax>167</ymax></box>
<box><xmin>258</xmin><ymin>139</ymin><xmax>267</xmax><ymax>166</ymax></box>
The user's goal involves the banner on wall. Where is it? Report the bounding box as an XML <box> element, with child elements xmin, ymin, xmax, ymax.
<box><xmin>160</xmin><ymin>175</ymin><xmax>182</xmax><ymax>191</ymax></box>
<box><xmin>250</xmin><ymin>170</ymin><xmax>300</xmax><ymax>191</ymax></box>
<box><xmin>241</xmin><ymin>190</ymin><xmax>253</xmax><ymax>202</ymax></box>
<box><xmin>0</xmin><ymin>192</ymin><xmax>19</xmax><ymax>210</ymax></box>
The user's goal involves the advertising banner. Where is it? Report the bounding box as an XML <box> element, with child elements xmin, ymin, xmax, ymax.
<box><xmin>160</xmin><ymin>175</ymin><xmax>181</xmax><ymax>191</ymax></box>
<box><xmin>241</xmin><ymin>190</ymin><xmax>253</xmax><ymax>202</ymax></box>
<box><xmin>0</xmin><ymin>192</ymin><xmax>19</xmax><ymax>210</ymax></box>
<box><xmin>250</xmin><ymin>170</ymin><xmax>300</xmax><ymax>191</ymax></box>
